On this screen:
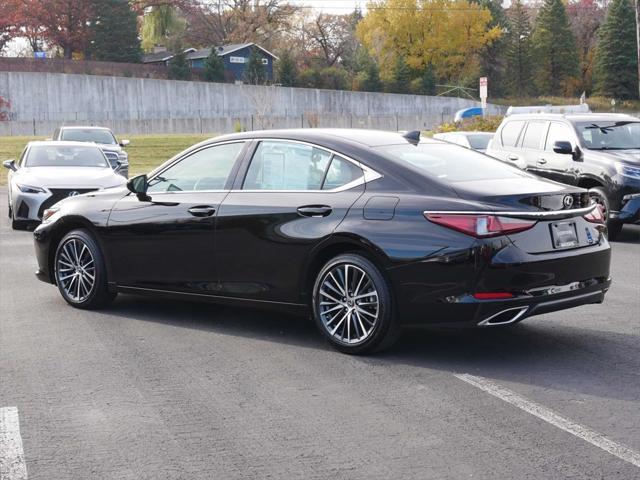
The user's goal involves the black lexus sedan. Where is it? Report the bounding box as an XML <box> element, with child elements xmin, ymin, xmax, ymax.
<box><xmin>32</xmin><ymin>129</ymin><xmax>611</xmax><ymax>354</ymax></box>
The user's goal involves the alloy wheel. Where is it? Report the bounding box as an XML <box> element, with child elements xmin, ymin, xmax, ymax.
<box><xmin>56</xmin><ymin>238</ymin><xmax>96</xmax><ymax>303</ymax></box>
<box><xmin>317</xmin><ymin>263</ymin><xmax>380</xmax><ymax>345</ymax></box>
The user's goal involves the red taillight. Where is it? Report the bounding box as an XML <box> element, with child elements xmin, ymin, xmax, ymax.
<box><xmin>473</xmin><ymin>292</ymin><xmax>515</xmax><ymax>300</ymax></box>
<box><xmin>424</xmin><ymin>213</ymin><xmax>537</xmax><ymax>238</ymax></box>
<box><xmin>583</xmin><ymin>205</ymin><xmax>605</xmax><ymax>224</ymax></box>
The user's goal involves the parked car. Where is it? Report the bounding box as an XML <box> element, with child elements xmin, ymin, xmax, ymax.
<box><xmin>3</xmin><ymin>141</ymin><xmax>127</xmax><ymax>230</ymax></box>
<box><xmin>52</xmin><ymin>126</ymin><xmax>130</xmax><ymax>178</ymax></box>
<box><xmin>433</xmin><ymin>131</ymin><xmax>494</xmax><ymax>152</ymax></box>
<box><xmin>33</xmin><ymin>129</ymin><xmax>610</xmax><ymax>354</ymax></box>
<box><xmin>486</xmin><ymin>113</ymin><xmax>640</xmax><ymax>239</ymax></box>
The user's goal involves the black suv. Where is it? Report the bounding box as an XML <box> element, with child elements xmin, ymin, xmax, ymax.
<box><xmin>487</xmin><ymin>113</ymin><xmax>640</xmax><ymax>239</ymax></box>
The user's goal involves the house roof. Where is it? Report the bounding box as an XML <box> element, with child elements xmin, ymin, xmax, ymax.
<box><xmin>142</xmin><ymin>48</ymin><xmax>196</xmax><ymax>64</ymax></box>
<box><xmin>186</xmin><ymin>43</ymin><xmax>279</xmax><ymax>60</ymax></box>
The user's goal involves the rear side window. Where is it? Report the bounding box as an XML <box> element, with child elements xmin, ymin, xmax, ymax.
<box><xmin>522</xmin><ymin>122</ymin><xmax>547</xmax><ymax>149</ymax></box>
<box><xmin>500</xmin><ymin>121</ymin><xmax>525</xmax><ymax>147</ymax></box>
<box><xmin>323</xmin><ymin>155</ymin><xmax>363</xmax><ymax>190</ymax></box>
<box><xmin>243</xmin><ymin>141</ymin><xmax>332</xmax><ymax>190</ymax></box>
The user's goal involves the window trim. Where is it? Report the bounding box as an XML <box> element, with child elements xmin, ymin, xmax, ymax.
<box><xmin>237</xmin><ymin>138</ymin><xmax>381</xmax><ymax>193</ymax></box>
<box><xmin>146</xmin><ymin>140</ymin><xmax>249</xmax><ymax>194</ymax></box>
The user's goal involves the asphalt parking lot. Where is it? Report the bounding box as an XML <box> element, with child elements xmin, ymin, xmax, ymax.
<box><xmin>1</xmin><ymin>189</ymin><xmax>639</xmax><ymax>480</ymax></box>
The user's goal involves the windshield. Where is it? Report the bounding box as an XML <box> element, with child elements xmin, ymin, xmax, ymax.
<box><xmin>377</xmin><ymin>143</ymin><xmax>529</xmax><ymax>182</ymax></box>
<box><xmin>575</xmin><ymin>121</ymin><xmax>640</xmax><ymax>150</ymax></box>
<box><xmin>467</xmin><ymin>134</ymin><xmax>492</xmax><ymax>150</ymax></box>
<box><xmin>60</xmin><ymin>128</ymin><xmax>117</xmax><ymax>145</ymax></box>
<box><xmin>25</xmin><ymin>145</ymin><xmax>109</xmax><ymax>168</ymax></box>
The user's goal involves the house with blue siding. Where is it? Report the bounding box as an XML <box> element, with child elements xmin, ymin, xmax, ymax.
<box><xmin>142</xmin><ymin>43</ymin><xmax>277</xmax><ymax>82</ymax></box>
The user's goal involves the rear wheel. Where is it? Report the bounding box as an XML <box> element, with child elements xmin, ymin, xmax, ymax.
<box><xmin>54</xmin><ymin>229</ymin><xmax>116</xmax><ymax>309</ymax></box>
<box><xmin>589</xmin><ymin>187</ymin><xmax>622</xmax><ymax>241</ymax></box>
<box><xmin>312</xmin><ymin>253</ymin><xmax>401</xmax><ymax>354</ymax></box>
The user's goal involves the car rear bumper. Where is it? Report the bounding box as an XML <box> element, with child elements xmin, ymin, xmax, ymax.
<box><xmin>390</xmin><ymin>238</ymin><xmax>611</xmax><ymax>327</ymax></box>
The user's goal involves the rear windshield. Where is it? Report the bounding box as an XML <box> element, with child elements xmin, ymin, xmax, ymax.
<box><xmin>26</xmin><ymin>145</ymin><xmax>109</xmax><ymax>168</ymax></box>
<box><xmin>377</xmin><ymin>143</ymin><xmax>529</xmax><ymax>182</ymax></box>
<box><xmin>467</xmin><ymin>134</ymin><xmax>492</xmax><ymax>150</ymax></box>
<box><xmin>60</xmin><ymin>128</ymin><xmax>117</xmax><ymax>145</ymax></box>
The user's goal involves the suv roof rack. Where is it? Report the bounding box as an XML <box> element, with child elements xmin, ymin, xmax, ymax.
<box><xmin>506</xmin><ymin>104</ymin><xmax>591</xmax><ymax>116</ymax></box>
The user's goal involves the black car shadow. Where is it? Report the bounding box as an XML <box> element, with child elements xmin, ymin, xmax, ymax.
<box><xmin>613</xmin><ymin>224</ymin><xmax>640</xmax><ymax>244</ymax></box>
<box><xmin>97</xmin><ymin>294</ymin><xmax>640</xmax><ymax>404</ymax></box>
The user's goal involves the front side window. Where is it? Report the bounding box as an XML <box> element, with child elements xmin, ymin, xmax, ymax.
<box><xmin>522</xmin><ymin>121</ymin><xmax>547</xmax><ymax>150</ymax></box>
<box><xmin>148</xmin><ymin>142</ymin><xmax>244</xmax><ymax>193</ymax></box>
<box><xmin>500</xmin><ymin>121</ymin><xmax>525</xmax><ymax>147</ymax></box>
<box><xmin>60</xmin><ymin>128</ymin><xmax>117</xmax><ymax>145</ymax></box>
<box><xmin>575</xmin><ymin>121</ymin><xmax>640</xmax><ymax>150</ymax></box>
<box><xmin>243</xmin><ymin>141</ymin><xmax>332</xmax><ymax>190</ymax></box>
<box><xmin>25</xmin><ymin>145</ymin><xmax>108</xmax><ymax>168</ymax></box>
<box><xmin>545</xmin><ymin>122</ymin><xmax>575</xmax><ymax>151</ymax></box>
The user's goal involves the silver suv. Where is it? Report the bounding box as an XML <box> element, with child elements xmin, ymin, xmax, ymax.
<box><xmin>52</xmin><ymin>126</ymin><xmax>130</xmax><ymax>178</ymax></box>
<box><xmin>486</xmin><ymin>113</ymin><xmax>640</xmax><ymax>239</ymax></box>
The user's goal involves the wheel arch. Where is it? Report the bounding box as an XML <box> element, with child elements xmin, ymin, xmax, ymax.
<box><xmin>47</xmin><ymin>216</ymin><xmax>108</xmax><ymax>285</ymax></box>
<box><xmin>301</xmin><ymin>234</ymin><xmax>392</xmax><ymax>306</ymax></box>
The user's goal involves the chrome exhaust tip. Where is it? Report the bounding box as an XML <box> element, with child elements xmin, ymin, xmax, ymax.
<box><xmin>477</xmin><ymin>306</ymin><xmax>529</xmax><ymax>327</ymax></box>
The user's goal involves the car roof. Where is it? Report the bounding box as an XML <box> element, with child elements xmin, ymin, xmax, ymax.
<box><xmin>208</xmin><ymin>128</ymin><xmax>443</xmax><ymax>148</ymax></box>
<box><xmin>27</xmin><ymin>140</ymin><xmax>104</xmax><ymax>148</ymax></box>
<box><xmin>504</xmin><ymin>113</ymin><xmax>639</xmax><ymax>122</ymax></box>
<box><xmin>434</xmin><ymin>131</ymin><xmax>493</xmax><ymax>137</ymax></box>
<box><xmin>59</xmin><ymin>125</ymin><xmax>112</xmax><ymax>130</ymax></box>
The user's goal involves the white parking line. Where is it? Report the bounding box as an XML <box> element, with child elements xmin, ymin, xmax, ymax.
<box><xmin>0</xmin><ymin>407</ymin><xmax>28</xmax><ymax>480</ymax></box>
<box><xmin>454</xmin><ymin>373</ymin><xmax>640</xmax><ymax>468</ymax></box>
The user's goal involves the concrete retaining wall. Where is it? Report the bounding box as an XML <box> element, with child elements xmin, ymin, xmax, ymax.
<box><xmin>0</xmin><ymin>71</ymin><xmax>504</xmax><ymax>136</ymax></box>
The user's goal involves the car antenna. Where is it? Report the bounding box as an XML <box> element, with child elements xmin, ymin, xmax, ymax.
<box><xmin>402</xmin><ymin>130</ymin><xmax>420</xmax><ymax>145</ymax></box>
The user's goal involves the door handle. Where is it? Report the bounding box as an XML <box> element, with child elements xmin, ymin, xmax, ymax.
<box><xmin>188</xmin><ymin>205</ymin><xmax>216</xmax><ymax>217</ymax></box>
<box><xmin>507</xmin><ymin>154</ymin><xmax>519</xmax><ymax>161</ymax></box>
<box><xmin>537</xmin><ymin>158</ymin><xmax>547</xmax><ymax>165</ymax></box>
<box><xmin>297</xmin><ymin>205</ymin><xmax>332</xmax><ymax>217</ymax></box>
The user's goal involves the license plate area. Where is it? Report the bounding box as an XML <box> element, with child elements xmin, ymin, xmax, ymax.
<box><xmin>550</xmin><ymin>221</ymin><xmax>579</xmax><ymax>249</ymax></box>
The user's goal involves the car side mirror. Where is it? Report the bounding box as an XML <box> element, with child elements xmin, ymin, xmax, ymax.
<box><xmin>127</xmin><ymin>174</ymin><xmax>150</xmax><ymax>201</ymax></box>
<box><xmin>120</xmin><ymin>139</ymin><xmax>130</xmax><ymax>147</ymax></box>
<box><xmin>2</xmin><ymin>159</ymin><xmax>17</xmax><ymax>171</ymax></box>
<box><xmin>553</xmin><ymin>141</ymin><xmax>573</xmax><ymax>155</ymax></box>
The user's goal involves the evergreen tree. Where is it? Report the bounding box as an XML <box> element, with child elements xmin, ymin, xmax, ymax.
<box><xmin>90</xmin><ymin>0</ymin><xmax>141</xmax><ymax>63</ymax></box>
<box><xmin>473</xmin><ymin>0</ymin><xmax>509</xmax><ymax>97</ymax></box>
<box><xmin>505</xmin><ymin>0</ymin><xmax>535</xmax><ymax>96</ymax></box>
<box><xmin>362</xmin><ymin>61</ymin><xmax>383</xmax><ymax>92</ymax></box>
<box><xmin>244</xmin><ymin>48</ymin><xmax>266</xmax><ymax>84</ymax></box>
<box><xmin>390</xmin><ymin>56</ymin><xmax>411</xmax><ymax>93</ymax></box>
<box><xmin>168</xmin><ymin>50</ymin><xmax>191</xmax><ymax>80</ymax></box>
<box><xmin>594</xmin><ymin>0</ymin><xmax>638</xmax><ymax>99</ymax></box>
<box><xmin>531</xmin><ymin>0</ymin><xmax>579</xmax><ymax>94</ymax></box>
<box><xmin>203</xmin><ymin>48</ymin><xmax>225</xmax><ymax>82</ymax></box>
<box><xmin>277</xmin><ymin>51</ymin><xmax>297</xmax><ymax>87</ymax></box>
<box><xmin>420</xmin><ymin>63</ymin><xmax>437</xmax><ymax>95</ymax></box>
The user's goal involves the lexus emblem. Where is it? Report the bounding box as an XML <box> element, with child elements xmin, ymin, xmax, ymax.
<box><xmin>67</xmin><ymin>191</ymin><xmax>79</xmax><ymax>197</ymax></box>
<box><xmin>563</xmin><ymin>195</ymin><xmax>574</xmax><ymax>208</ymax></box>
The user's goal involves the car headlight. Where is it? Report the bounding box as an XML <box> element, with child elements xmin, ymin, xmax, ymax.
<box><xmin>615</xmin><ymin>162</ymin><xmax>640</xmax><ymax>179</ymax></box>
<box><xmin>42</xmin><ymin>207</ymin><xmax>60</xmax><ymax>224</ymax></box>
<box><xmin>16</xmin><ymin>183</ymin><xmax>46</xmax><ymax>194</ymax></box>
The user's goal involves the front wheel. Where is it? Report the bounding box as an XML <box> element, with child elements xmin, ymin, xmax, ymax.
<box><xmin>312</xmin><ymin>253</ymin><xmax>401</xmax><ymax>354</ymax></box>
<box><xmin>54</xmin><ymin>229</ymin><xmax>116</xmax><ymax>309</ymax></box>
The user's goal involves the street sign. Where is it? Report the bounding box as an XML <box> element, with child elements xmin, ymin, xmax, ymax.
<box><xmin>479</xmin><ymin>77</ymin><xmax>488</xmax><ymax>109</ymax></box>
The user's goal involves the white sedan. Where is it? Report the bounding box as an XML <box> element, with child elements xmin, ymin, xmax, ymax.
<box><xmin>433</xmin><ymin>131</ymin><xmax>495</xmax><ymax>153</ymax></box>
<box><xmin>3</xmin><ymin>141</ymin><xmax>127</xmax><ymax>230</ymax></box>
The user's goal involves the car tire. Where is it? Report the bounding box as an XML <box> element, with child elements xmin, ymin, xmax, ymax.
<box><xmin>312</xmin><ymin>253</ymin><xmax>401</xmax><ymax>354</ymax></box>
<box><xmin>54</xmin><ymin>229</ymin><xmax>116</xmax><ymax>309</ymax></box>
<box><xmin>10</xmin><ymin>208</ymin><xmax>28</xmax><ymax>230</ymax></box>
<box><xmin>588</xmin><ymin>187</ymin><xmax>621</xmax><ymax>241</ymax></box>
